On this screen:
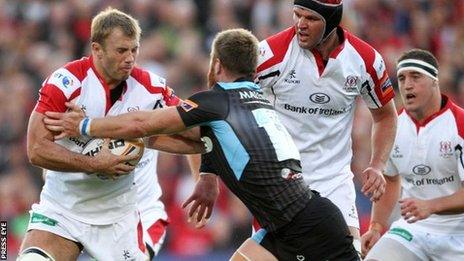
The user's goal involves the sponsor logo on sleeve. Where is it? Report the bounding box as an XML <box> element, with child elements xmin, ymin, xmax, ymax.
<box><xmin>258</xmin><ymin>41</ymin><xmax>274</xmax><ymax>65</ymax></box>
<box><xmin>180</xmin><ymin>99</ymin><xmax>198</xmax><ymax>112</ymax></box>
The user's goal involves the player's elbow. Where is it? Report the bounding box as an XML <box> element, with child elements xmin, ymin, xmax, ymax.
<box><xmin>27</xmin><ymin>141</ymin><xmax>43</xmax><ymax>166</ymax></box>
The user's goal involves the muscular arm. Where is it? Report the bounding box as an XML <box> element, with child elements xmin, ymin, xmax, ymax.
<box><xmin>27</xmin><ymin>112</ymin><xmax>95</xmax><ymax>172</ymax></box>
<box><xmin>89</xmin><ymin>107</ymin><xmax>187</xmax><ymax>139</ymax></box>
<box><xmin>369</xmin><ymin>100</ymin><xmax>398</xmax><ymax>170</ymax></box>
<box><xmin>428</xmin><ymin>188</ymin><xmax>464</xmax><ymax>214</ymax></box>
<box><xmin>146</xmin><ymin>132</ymin><xmax>204</xmax><ymax>154</ymax></box>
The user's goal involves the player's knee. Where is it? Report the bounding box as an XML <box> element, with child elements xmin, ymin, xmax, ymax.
<box><xmin>17</xmin><ymin>247</ymin><xmax>55</xmax><ymax>261</ymax></box>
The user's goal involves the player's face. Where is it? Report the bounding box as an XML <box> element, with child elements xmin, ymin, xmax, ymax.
<box><xmin>97</xmin><ymin>28</ymin><xmax>139</xmax><ymax>83</ymax></box>
<box><xmin>293</xmin><ymin>7</ymin><xmax>325</xmax><ymax>50</ymax></box>
<box><xmin>398</xmin><ymin>70</ymin><xmax>437</xmax><ymax>116</ymax></box>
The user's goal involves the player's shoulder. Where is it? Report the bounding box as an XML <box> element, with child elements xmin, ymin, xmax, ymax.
<box><xmin>344</xmin><ymin>29</ymin><xmax>378</xmax><ymax>58</ymax></box>
<box><xmin>130</xmin><ymin>66</ymin><xmax>167</xmax><ymax>92</ymax></box>
<box><xmin>447</xmin><ymin>97</ymin><xmax>464</xmax><ymax>138</ymax></box>
<box><xmin>257</xmin><ymin>26</ymin><xmax>296</xmax><ymax>72</ymax></box>
<box><xmin>45</xmin><ymin>57</ymin><xmax>90</xmax><ymax>93</ymax></box>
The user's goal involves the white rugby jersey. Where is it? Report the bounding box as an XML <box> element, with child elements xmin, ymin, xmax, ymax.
<box><xmin>385</xmin><ymin>96</ymin><xmax>464</xmax><ymax>234</ymax></box>
<box><xmin>35</xmin><ymin>56</ymin><xmax>179</xmax><ymax>224</ymax></box>
<box><xmin>256</xmin><ymin>27</ymin><xmax>394</xmax><ymax>193</ymax></box>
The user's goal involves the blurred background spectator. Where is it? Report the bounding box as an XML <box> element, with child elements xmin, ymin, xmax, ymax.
<box><xmin>0</xmin><ymin>0</ymin><xmax>462</xmax><ymax>259</ymax></box>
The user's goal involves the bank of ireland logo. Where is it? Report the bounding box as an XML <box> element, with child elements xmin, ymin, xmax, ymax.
<box><xmin>412</xmin><ymin>164</ymin><xmax>431</xmax><ymax>175</ymax></box>
<box><xmin>309</xmin><ymin>93</ymin><xmax>330</xmax><ymax>104</ymax></box>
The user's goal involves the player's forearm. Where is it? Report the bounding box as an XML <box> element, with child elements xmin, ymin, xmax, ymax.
<box><xmin>370</xmin><ymin>175</ymin><xmax>401</xmax><ymax>229</ymax></box>
<box><xmin>187</xmin><ymin>154</ymin><xmax>201</xmax><ymax>181</ymax></box>
<box><xmin>90</xmin><ymin>108</ymin><xmax>186</xmax><ymax>138</ymax></box>
<box><xmin>146</xmin><ymin>135</ymin><xmax>205</xmax><ymax>154</ymax></box>
<box><xmin>28</xmin><ymin>139</ymin><xmax>94</xmax><ymax>172</ymax></box>
<box><xmin>428</xmin><ymin>188</ymin><xmax>464</xmax><ymax>215</ymax></box>
<box><xmin>370</xmin><ymin>103</ymin><xmax>397</xmax><ymax>169</ymax></box>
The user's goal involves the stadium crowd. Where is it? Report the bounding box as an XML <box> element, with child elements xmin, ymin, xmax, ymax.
<box><xmin>0</xmin><ymin>0</ymin><xmax>463</xmax><ymax>258</ymax></box>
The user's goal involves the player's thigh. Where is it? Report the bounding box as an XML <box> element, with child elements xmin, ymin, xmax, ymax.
<box><xmin>82</xmin><ymin>210</ymin><xmax>147</xmax><ymax>261</ymax></box>
<box><xmin>19</xmin><ymin>229</ymin><xmax>80</xmax><ymax>261</ymax></box>
<box><xmin>230</xmin><ymin>238</ymin><xmax>277</xmax><ymax>261</ymax></box>
<box><xmin>323</xmin><ymin>181</ymin><xmax>360</xmax><ymax>230</ymax></box>
<box><xmin>365</xmin><ymin>237</ymin><xmax>425</xmax><ymax>261</ymax></box>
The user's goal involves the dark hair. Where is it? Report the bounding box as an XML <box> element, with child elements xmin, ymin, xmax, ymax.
<box><xmin>397</xmin><ymin>49</ymin><xmax>439</xmax><ymax>70</ymax></box>
<box><xmin>91</xmin><ymin>7</ymin><xmax>141</xmax><ymax>47</ymax></box>
<box><xmin>211</xmin><ymin>29</ymin><xmax>259</xmax><ymax>77</ymax></box>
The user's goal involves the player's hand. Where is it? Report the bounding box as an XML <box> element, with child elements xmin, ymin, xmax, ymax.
<box><xmin>89</xmin><ymin>139</ymin><xmax>138</xmax><ymax>180</ymax></box>
<box><xmin>44</xmin><ymin>102</ymin><xmax>84</xmax><ymax>139</ymax></box>
<box><xmin>361</xmin><ymin>166</ymin><xmax>386</xmax><ymax>202</ymax></box>
<box><xmin>399</xmin><ymin>198</ymin><xmax>433</xmax><ymax>223</ymax></box>
<box><xmin>182</xmin><ymin>173</ymin><xmax>219</xmax><ymax>228</ymax></box>
<box><xmin>361</xmin><ymin>229</ymin><xmax>382</xmax><ymax>258</ymax></box>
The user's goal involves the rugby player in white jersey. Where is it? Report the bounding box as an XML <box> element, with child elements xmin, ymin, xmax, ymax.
<box><xmin>255</xmin><ymin>0</ymin><xmax>398</xmax><ymax>254</ymax></box>
<box><xmin>362</xmin><ymin>49</ymin><xmax>464</xmax><ymax>260</ymax></box>
<box><xmin>21</xmin><ymin>8</ymin><xmax>210</xmax><ymax>261</ymax></box>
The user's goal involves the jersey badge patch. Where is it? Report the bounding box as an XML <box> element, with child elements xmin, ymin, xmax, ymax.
<box><xmin>30</xmin><ymin>212</ymin><xmax>58</xmax><ymax>226</ymax></box>
<box><xmin>180</xmin><ymin>99</ymin><xmax>198</xmax><ymax>112</ymax></box>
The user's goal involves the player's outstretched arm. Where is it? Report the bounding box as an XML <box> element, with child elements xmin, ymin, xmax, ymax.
<box><xmin>400</xmin><ymin>188</ymin><xmax>464</xmax><ymax>223</ymax></box>
<box><xmin>362</xmin><ymin>100</ymin><xmax>398</xmax><ymax>201</ymax></box>
<box><xmin>44</xmin><ymin>102</ymin><xmax>188</xmax><ymax>139</ymax></box>
<box><xmin>361</xmin><ymin>174</ymin><xmax>401</xmax><ymax>257</ymax></box>
<box><xmin>146</xmin><ymin>133</ymin><xmax>205</xmax><ymax>154</ymax></box>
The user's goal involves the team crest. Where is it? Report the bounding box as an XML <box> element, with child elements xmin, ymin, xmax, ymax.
<box><xmin>344</xmin><ymin>75</ymin><xmax>359</xmax><ymax>92</ymax></box>
<box><xmin>180</xmin><ymin>99</ymin><xmax>198</xmax><ymax>112</ymax></box>
<box><xmin>439</xmin><ymin>141</ymin><xmax>453</xmax><ymax>158</ymax></box>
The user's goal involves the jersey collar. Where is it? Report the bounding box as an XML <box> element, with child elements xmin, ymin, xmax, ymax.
<box><xmin>406</xmin><ymin>94</ymin><xmax>451</xmax><ymax>131</ymax></box>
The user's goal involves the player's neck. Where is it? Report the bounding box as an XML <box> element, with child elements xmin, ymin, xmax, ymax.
<box><xmin>314</xmin><ymin>31</ymin><xmax>340</xmax><ymax>61</ymax></box>
<box><xmin>215</xmin><ymin>70</ymin><xmax>244</xmax><ymax>83</ymax></box>
<box><xmin>93</xmin><ymin>60</ymin><xmax>122</xmax><ymax>89</ymax></box>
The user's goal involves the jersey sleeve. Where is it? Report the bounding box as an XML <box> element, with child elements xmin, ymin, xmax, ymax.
<box><xmin>457</xmin><ymin>138</ymin><xmax>464</xmax><ymax>182</ymax></box>
<box><xmin>176</xmin><ymin>90</ymin><xmax>228</xmax><ymax>128</ymax></box>
<box><xmin>359</xmin><ymin>50</ymin><xmax>395</xmax><ymax>109</ymax></box>
<box><xmin>255</xmin><ymin>39</ymin><xmax>281</xmax><ymax>92</ymax></box>
<box><xmin>34</xmin><ymin>68</ymin><xmax>82</xmax><ymax>114</ymax></box>
<box><xmin>199</xmin><ymin>152</ymin><xmax>217</xmax><ymax>174</ymax></box>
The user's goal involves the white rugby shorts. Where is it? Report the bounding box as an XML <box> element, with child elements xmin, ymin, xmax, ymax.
<box><xmin>321</xmin><ymin>179</ymin><xmax>359</xmax><ymax>229</ymax></box>
<box><xmin>27</xmin><ymin>203</ymin><xmax>148</xmax><ymax>260</ymax></box>
<box><xmin>370</xmin><ymin>218</ymin><xmax>464</xmax><ymax>260</ymax></box>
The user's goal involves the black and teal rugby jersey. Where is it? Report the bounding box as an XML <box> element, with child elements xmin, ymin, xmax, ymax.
<box><xmin>177</xmin><ymin>78</ymin><xmax>312</xmax><ymax>232</ymax></box>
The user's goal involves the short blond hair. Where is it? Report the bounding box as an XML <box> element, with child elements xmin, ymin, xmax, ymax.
<box><xmin>211</xmin><ymin>28</ymin><xmax>259</xmax><ymax>77</ymax></box>
<box><xmin>91</xmin><ymin>7</ymin><xmax>141</xmax><ymax>46</ymax></box>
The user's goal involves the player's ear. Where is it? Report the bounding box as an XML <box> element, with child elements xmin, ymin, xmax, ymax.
<box><xmin>91</xmin><ymin>42</ymin><xmax>103</xmax><ymax>59</ymax></box>
<box><xmin>214</xmin><ymin>58</ymin><xmax>222</xmax><ymax>74</ymax></box>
